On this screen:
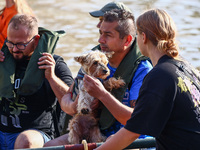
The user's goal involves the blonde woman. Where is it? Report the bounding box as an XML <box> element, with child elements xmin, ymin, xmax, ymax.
<box><xmin>82</xmin><ymin>9</ymin><xmax>200</xmax><ymax>149</ymax></box>
<box><xmin>0</xmin><ymin>0</ymin><xmax>34</xmax><ymax>49</ymax></box>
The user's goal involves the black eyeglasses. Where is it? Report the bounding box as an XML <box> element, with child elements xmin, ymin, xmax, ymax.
<box><xmin>5</xmin><ymin>35</ymin><xmax>36</xmax><ymax>50</ymax></box>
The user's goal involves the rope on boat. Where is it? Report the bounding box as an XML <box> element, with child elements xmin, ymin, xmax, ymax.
<box><xmin>82</xmin><ymin>140</ymin><xmax>88</xmax><ymax>150</ymax></box>
<box><xmin>17</xmin><ymin>137</ymin><xmax>156</xmax><ymax>150</ymax></box>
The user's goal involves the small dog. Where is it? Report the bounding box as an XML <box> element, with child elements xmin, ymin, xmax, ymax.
<box><xmin>67</xmin><ymin>50</ymin><xmax>125</xmax><ymax>144</ymax></box>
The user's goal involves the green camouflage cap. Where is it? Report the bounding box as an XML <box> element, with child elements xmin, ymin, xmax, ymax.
<box><xmin>89</xmin><ymin>2</ymin><xmax>132</xmax><ymax>17</ymax></box>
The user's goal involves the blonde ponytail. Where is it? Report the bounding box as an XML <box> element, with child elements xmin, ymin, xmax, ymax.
<box><xmin>136</xmin><ymin>9</ymin><xmax>179</xmax><ymax>58</ymax></box>
<box><xmin>157</xmin><ymin>39</ymin><xmax>178</xmax><ymax>57</ymax></box>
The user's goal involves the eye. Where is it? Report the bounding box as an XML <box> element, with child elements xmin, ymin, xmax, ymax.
<box><xmin>93</xmin><ymin>61</ymin><xmax>98</xmax><ymax>65</ymax></box>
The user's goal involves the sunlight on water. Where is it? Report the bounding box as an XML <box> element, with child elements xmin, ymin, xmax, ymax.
<box><xmin>0</xmin><ymin>0</ymin><xmax>199</xmax><ymax>77</ymax></box>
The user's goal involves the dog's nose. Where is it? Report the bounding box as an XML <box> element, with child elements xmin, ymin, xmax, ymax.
<box><xmin>103</xmin><ymin>70</ymin><xmax>108</xmax><ymax>74</ymax></box>
<box><xmin>81</xmin><ymin>108</ymin><xmax>89</xmax><ymax>114</ymax></box>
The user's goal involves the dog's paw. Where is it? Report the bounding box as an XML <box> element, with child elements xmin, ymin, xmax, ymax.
<box><xmin>104</xmin><ymin>77</ymin><xmax>125</xmax><ymax>91</ymax></box>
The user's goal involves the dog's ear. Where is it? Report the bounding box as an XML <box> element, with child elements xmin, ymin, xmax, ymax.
<box><xmin>74</xmin><ymin>55</ymin><xmax>87</xmax><ymax>64</ymax></box>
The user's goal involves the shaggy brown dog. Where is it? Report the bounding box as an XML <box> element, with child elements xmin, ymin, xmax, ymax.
<box><xmin>67</xmin><ymin>50</ymin><xmax>125</xmax><ymax>144</ymax></box>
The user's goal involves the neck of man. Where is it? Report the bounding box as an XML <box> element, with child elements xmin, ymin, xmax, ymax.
<box><xmin>108</xmin><ymin>47</ymin><xmax>131</xmax><ymax>68</ymax></box>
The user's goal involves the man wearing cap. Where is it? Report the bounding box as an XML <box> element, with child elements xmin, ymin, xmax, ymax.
<box><xmin>89</xmin><ymin>1</ymin><xmax>132</xmax><ymax>28</ymax></box>
<box><xmin>44</xmin><ymin>3</ymin><xmax>153</xmax><ymax>147</ymax></box>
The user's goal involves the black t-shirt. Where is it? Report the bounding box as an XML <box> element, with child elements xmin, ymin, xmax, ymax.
<box><xmin>0</xmin><ymin>55</ymin><xmax>73</xmax><ymax>137</ymax></box>
<box><xmin>125</xmin><ymin>55</ymin><xmax>200</xmax><ymax>149</ymax></box>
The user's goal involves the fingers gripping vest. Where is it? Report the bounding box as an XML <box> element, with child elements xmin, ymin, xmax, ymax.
<box><xmin>0</xmin><ymin>27</ymin><xmax>65</xmax><ymax>99</ymax></box>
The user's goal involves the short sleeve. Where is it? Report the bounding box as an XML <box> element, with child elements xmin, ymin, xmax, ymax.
<box><xmin>54</xmin><ymin>55</ymin><xmax>74</xmax><ymax>87</ymax></box>
<box><xmin>125</xmin><ymin>67</ymin><xmax>177</xmax><ymax>137</ymax></box>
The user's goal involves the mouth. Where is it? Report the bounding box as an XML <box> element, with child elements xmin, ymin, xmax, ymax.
<box><xmin>100</xmin><ymin>45</ymin><xmax>108</xmax><ymax>51</ymax></box>
<box><xmin>101</xmin><ymin>74</ymin><xmax>109</xmax><ymax>79</ymax></box>
<box><xmin>13</xmin><ymin>51</ymin><xmax>23</xmax><ymax>55</ymax></box>
<box><xmin>12</xmin><ymin>51</ymin><xmax>24</xmax><ymax>60</ymax></box>
<box><xmin>98</xmin><ymin>70</ymin><xmax>110</xmax><ymax>79</ymax></box>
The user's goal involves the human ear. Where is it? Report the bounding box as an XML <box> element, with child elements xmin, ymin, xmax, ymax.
<box><xmin>124</xmin><ymin>35</ymin><xmax>133</xmax><ymax>46</ymax></box>
<box><xmin>142</xmin><ymin>32</ymin><xmax>147</xmax><ymax>44</ymax></box>
<box><xmin>34</xmin><ymin>34</ymin><xmax>40</xmax><ymax>46</ymax></box>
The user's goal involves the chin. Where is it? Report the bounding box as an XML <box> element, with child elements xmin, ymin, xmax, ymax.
<box><xmin>14</xmin><ymin>56</ymin><xmax>29</xmax><ymax>62</ymax></box>
<box><xmin>101</xmin><ymin>49</ymin><xmax>110</xmax><ymax>53</ymax></box>
<box><xmin>13</xmin><ymin>56</ymin><xmax>22</xmax><ymax>60</ymax></box>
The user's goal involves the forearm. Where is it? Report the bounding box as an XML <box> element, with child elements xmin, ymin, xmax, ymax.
<box><xmin>60</xmin><ymin>92</ymin><xmax>77</xmax><ymax>116</ymax></box>
<box><xmin>83</xmin><ymin>75</ymin><xmax>133</xmax><ymax>124</ymax></box>
<box><xmin>98</xmin><ymin>90</ymin><xmax>133</xmax><ymax>125</ymax></box>
<box><xmin>96</xmin><ymin>128</ymin><xmax>140</xmax><ymax>150</ymax></box>
<box><xmin>47</xmin><ymin>75</ymin><xmax>69</xmax><ymax>102</ymax></box>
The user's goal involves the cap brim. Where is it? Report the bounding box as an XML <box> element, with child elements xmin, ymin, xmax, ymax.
<box><xmin>89</xmin><ymin>10</ymin><xmax>104</xmax><ymax>17</ymax></box>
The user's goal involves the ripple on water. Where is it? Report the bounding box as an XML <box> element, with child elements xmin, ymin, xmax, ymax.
<box><xmin>0</xmin><ymin>0</ymin><xmax>199</xmax><ymax>75</ymax></box>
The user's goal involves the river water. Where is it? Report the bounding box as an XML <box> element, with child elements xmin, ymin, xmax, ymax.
<box><xmin>1</xmin><ymin>0</ymin><xmax>200</xmax><ymax>77</ymax></box>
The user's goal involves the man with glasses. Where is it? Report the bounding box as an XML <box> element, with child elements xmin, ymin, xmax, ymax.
<box><xmin>0</xmin><ymin>14</ymin><xmax>73</xmax><ymax>149</ymax></box>
<box><xmin>5</xmin><ymin>35</ymin><xmax>36</xmax><ymax>51</ymax></box>
<box><xmin>5</xmin><ymin>35</ymin><xmax>36</xmax><ymax>60</ymax></box>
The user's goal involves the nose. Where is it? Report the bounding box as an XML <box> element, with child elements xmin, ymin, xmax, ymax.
<box><xmin>81</xmin><ymin>108</ymin><xmax>89</xmax><ymax>114</ymax></box>
<box><xmin>98</xmin><ymin>35</ymin><xmax>105</xmax><ymax>44</ymax></box>
<box><xmin>103</xmin><ymin>69</ymin><xmax>108</xmax><ymax>74</ymax></box>
<box><xmin>12</xmin><ymin>45</ymin><xmax>20</xmax><ymax>52</ymax></box>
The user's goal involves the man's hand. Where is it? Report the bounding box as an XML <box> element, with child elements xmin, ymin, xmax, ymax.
<box><xmin>0</xmin><ymin>51</ymin><xmax>5</xmax><ymax>62</ymax></box>
<box><xmin>60</xmin><ymin>83</ymin><xmax>79</xmax><ymax>115</ymax></box>
<box><xmin>83</xmin><ymin>74</ymin><xmax>107</xmax><ymax>100</ymax></box>
<box><xmin>38</xmin><ymin>53</ymin><xmax>55</xmax><ymax>80</ymax></box>
<box><xmin>91</xmin><ymin>98</ymin><xmax>100</xmax><ymax>111</ymax></box>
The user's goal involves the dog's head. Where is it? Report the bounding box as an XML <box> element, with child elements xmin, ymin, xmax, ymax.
<box><xmin>74</xmin><ymin>50</ymin><xmax>110</xmax><ymax>79</ymax></box>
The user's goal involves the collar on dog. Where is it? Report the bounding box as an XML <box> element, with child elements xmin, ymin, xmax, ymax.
<box><xmin>76</xmin><ymin>72</ymin><xmax>85</xmax><ymax>80</ymax></box>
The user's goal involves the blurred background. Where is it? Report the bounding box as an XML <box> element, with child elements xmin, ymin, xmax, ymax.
<box><xmin>1</xmin><ymin>0</ymin><xmax>200</xmax><ymax>77</ymax></box>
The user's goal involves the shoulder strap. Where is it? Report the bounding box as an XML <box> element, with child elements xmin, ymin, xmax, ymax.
<box><xmin>99</xmin><ymin>40</ymin><xmax>148</xmax><ymax>130</ymax></box>
<box><xmin>111</xmin><ymin>40</ymin><xmax>144</xmax><ymax>102</ymax></box>
<box><xmin>128</xmin><ymin>56</ymin><xmax>150</xmax><ymax>90</ymax></box>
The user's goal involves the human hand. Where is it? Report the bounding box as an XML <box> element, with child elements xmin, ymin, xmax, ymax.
<box><xmin>0</xmin><ymin>51</ymin><xmax>5</xmax><ymax>62</ymax></box>
<box><xmin>83</xmin><ymin>74</ymin><xmax>107</xmax><ymax>100</ymax></box>
<box><xmin>38</xmin><ymin>53</ymin><xmax>55</xmax><ymax>80</ymax></box>
<box><xmin>91</xmin><ymin>98</ymin><xmax>100</xmax><ymax>111</ymax></box>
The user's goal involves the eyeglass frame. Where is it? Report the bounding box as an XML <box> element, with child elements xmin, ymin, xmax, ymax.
<box><xmin>5</xmin><ymin>35</ymin><xmax>37</xmax><ymax>50</ymax></box>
